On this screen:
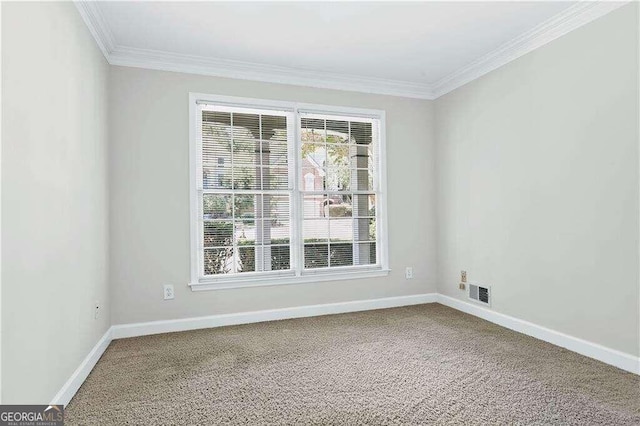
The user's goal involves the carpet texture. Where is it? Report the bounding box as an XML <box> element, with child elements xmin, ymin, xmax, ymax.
<box><xmin>66</xmin><ymin>304</ymin><xmax>639</xmax><ymax>425</ymax></box>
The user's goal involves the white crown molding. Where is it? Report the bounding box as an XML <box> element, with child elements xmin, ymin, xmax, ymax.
<box><xmin>108</xmin><ymin>46</ymin><xmax>435</xmax><ymax>100</ymax></box>
<box><xmin>75</xmin><ymin>1</ymin><xmax>629</xmax><ymax>100</ymax></box>
<box><xmin>73</xmin><ymin>0</ymin><xmax>116</xmax><ymax>59</ymax></box>
<box><xmin>431</xmin><ymin>1</ymin><xmax>631</xmax><ymax>98</ymax></box>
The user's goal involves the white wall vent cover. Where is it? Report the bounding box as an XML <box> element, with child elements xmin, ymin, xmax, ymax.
<box><xmin>469</xmin><ymin>284</ymin><xmax>491</xmax><ymax>306</ymax></box>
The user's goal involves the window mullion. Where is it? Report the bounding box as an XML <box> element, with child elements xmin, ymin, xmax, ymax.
<box><xmin>196</xmin><ymin>107</ymin><xmax>205</xmax><ymax>278</ymax></box>
<box><xmin>292</xmin><ymin>109</ymin><xmax>304</xmax><ymax>276</ymax></box>
<box><xmin>258</xmin><ymin>114</ymin><xmax>264</xmax><ymax>273</ymax></box>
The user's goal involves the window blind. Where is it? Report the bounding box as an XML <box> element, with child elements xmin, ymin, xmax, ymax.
<box><xmin>199</xmin><ymin>108</ymin><xmax>293</xmax><ymax>276</ymax></box>
<box><xmin>300</xmin><ymin>114</ymin><xmax>378</xmax><ymax>269</ymax></box>
<box><xmin>192</xmin><ymin>98</ymin><xmax>384</xmax><ymax>284</ymax></box>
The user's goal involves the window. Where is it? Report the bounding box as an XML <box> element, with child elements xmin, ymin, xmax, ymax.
<box><xmin>189</xmin><ymin>94</ymin><xmax>388</xmax><ymax>290</ymax></box>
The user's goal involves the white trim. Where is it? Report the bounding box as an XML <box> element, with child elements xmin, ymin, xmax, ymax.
<box><xmin>190</xmin><ymin>268</ymin><xmax>390</xmax><ymax>291</ymax></box>
<box><xmin>75</xmin><ymin>1</ymin><xmax>627</xmax><ymax>100</ymax></box>
<box><xmin>0</xmin><ymin>1</ymin><xmax>3</xmax><ymax>404</ymax></box>
<box><xmin>51</xmin><ymin>294</ymin><xmax>432</xmax><ymax>405</ymax></box>
<box><xmin>189</xmin><ymin>93</ymin><xmax>389</xmax><ymax>286</ymax></box>
<box><xmin>638</xmin><ymin>0</ymin><xmax>640</xmax><ymax>383</ymax></box>
<box><xmin>73</xmin><ymin>1</ymin><xmax>116</xmax><ymax>60</ymax></box>
<box><xmin>50</xmin><ymin>328</ymin><xmax>112</xmax><ymax>406</ymax></box>
<box><xmin>111</xmin><ymin>294</ymin><xmax>437</xmax><ymax>339</ymax></box>
<box><xmin>195</xmin><ymin>93</ymin><xmax>295</xmax><ymax>112</ymax></box>
<box><xmin>188</xmin><ymin>94</ymin><xmax>199</xmax><ymax>287</ymax></box>
<box><xmin>437</xmin><ymin>294</ymin><xmax>640</xmax><ymax>375</ymax></box>
<box><xmin>296</xmin><ymin>103</ymin><xmax>385</xmax><ymax>120</ymax></box>
<box><xmin>52</xmin><ymin>292</ymin><xmax>640</xmax><ymax>405</ymax></box>
<box><xmin>377</xmin><ymin>112</ymin><xmax>389</xmax><ymax>271</ymax></box>
<box><xmin>109</xmin><ymin>46</ymin><xmax>434</xmax><ymax>100</ymax></box>
<box><xmin>431</xmin><ymin>1</ymin><xmax>630</xmax><ymax>98</ymax></box>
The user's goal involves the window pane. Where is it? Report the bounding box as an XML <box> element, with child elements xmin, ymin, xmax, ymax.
<box><xmin>203</xmin><ymin>165</ymin><xmax>231</xmax><ymax>190</ymax></box>
<box><xmin>325</xmin><ymin>143</ymin><xmax>350</xmax><ymax>169</ymax></box>
<box><xmin>204</xmin><ymin>247</ymin><xmax>233</xmax><ymax>275</ymax></box>
<box><xmin>303</xmin><ymin>219</ymin><xmax>328</xmax><ymax>242</ymax></box>
<box><xmin>327</xmin><ymin>200</ymin><xmax>352</xmax><ymax>217</ymax></box>
<box><xmin>234</xmin><ymin>194</ymin><xmax>259</xmax><ymax>219</ymax></box>
<box><xmin>260</xmin><ymin>195</ymin><xmax>291</xmax><ymax>261</ymax></box>
<box><xmin>331</xmin><ymin>243</ymin><xmax>353</xmax><ymax>267</ymax></box>
<box><xmin>232</xmin><ymin>140</ymin><xmax>258</xmax><ymax>166</ymax></box>
<box><xmin>351</xmin><ymin>168</ymin><xmax>373</xmax><ymax>191</ymax></box>
<box><xmin>232</xmin><ymin>165</ymin><xmax>260</xmax><ymax>190</ymax></box>
<box><xmin>303</xmin><ymin>194</ymin><xmax>327</xmax><ymax>218</ymax></box>
<box><xmin>269</xmin><ymin>245</ymin><xmax>290</xmax><ymax>271</ymax></box>
<box><xmin>233</xmin><ymin>113</ymin><xmax>260</xmax><ymax>143</ymax></box>
<box><xmin>264</xmin><ymin>166</ymin><xmax>289</xmax><ymax>190</ymax></box>
<box><xmin>201</xmin><ymin>112</ymin><xmax>232</xmax><ymax>190</ymax></box>
<box><xmin>350</xmin><ymin>121</ymin><xmax>372</xmax><ymax>145</ymax></box>
<box><xmin>354</xmin><ymin>242</ymin><xmax>376</xmax><ymax>266</ymax></box>
<box><xmin>264</xmin><ymin>195</ymin><xmax>290</xmax><ymax>220</ymax></box>
<box><xmin>264</xmin><ymin>142</ymin><xmax>288</xmax><ymax>166</ymax></box>
<box><xmin>326</xmin><ymin>166</ymin><xmax>350</xmax><ymax>191</ymax></box>
<box><xmin>304</xmin><ymin>244</ymin><xmax>329</xmax><ymax>269</ymax></box>
<box><xmin>329</xmin><ymin>218</ymin><xmax>352</xmax><ymax>242</ymax></box>
<box><xmin>326</xmin><ymin>119</ymin><xmax>349</xmax><ymax>144</ymax></box>
<box><xmin>301</xmin><ymin>118</ymin><xmax>326</xmax><ymax>143</ymax></box>
<box><xmin>203</xmin><ymin>221</ymin><xmax>234</xmax><ymax>248</ymax></box>
<box><xmin>301</xmin><ymin>144</ymin><xmax>326</xmax><ymax>190</ymax></box>
<box><xmin>352</xmin><ymin>194</ymin><xmax>375</xmax><ymax>217</ymax></box>
<box><xmin>353</xmin><ymin>217</ymin><xmax>374</xmax><ymax>242</ymax></box>
<box><xmin>265</xmin><ymin>219</ymin><xmax>290</xmax><ymax>242</ymax></box>
<box><xmin>367</xmin><ymin>217</ymin><xmax>376</xmax><ymax>242</ymax></box>
<box><xmin>235</xmin><ymin>219</ymin><xmax>256</xmax><ymax>244</ymax></box>
<box><xmin>261</xmin><ymin>115</ymin><xmax>287</xmax><ymax>141</ymax></box>
<box><xmin>202</xmin><ymin>111</ymin><xmax>231</xmax><ymax>165</ymax></box>
<box><xmin>203</xmin><ymin>194</ymin><xmax>232</xmax><ymax>219</ymax></box>
<box><xmin>237</xmin><ymin>245</ymin><xmax>257</xmax><ymax>273</ymax></box>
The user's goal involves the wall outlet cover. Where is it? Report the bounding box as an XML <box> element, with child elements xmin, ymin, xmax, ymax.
<box><xmin>405</xmin><ymin>267</ymin><xmax>413</xmax><ymax>279</ymax></box>
<box><xmin>163</xmin><ymin>285</ymin><xmax>175</xmax><ymax>300</ymax></box>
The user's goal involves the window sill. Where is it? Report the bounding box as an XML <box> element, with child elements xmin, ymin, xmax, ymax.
<box><xmin>189</xmin><ymin>268</ymin><xmax>391</xmax><ymax>291</ymax></box>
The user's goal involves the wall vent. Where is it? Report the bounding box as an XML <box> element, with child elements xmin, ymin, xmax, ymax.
<box><xmin>468</xmin><ymin>284</ymin><xmax>490</xmax><ymax>306</ymax></box>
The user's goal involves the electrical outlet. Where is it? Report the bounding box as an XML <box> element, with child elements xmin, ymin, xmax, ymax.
<box><xmin>94</xmin><ymin>301</ymin><xmax>100</xmax><ymax>319</ymax></box>
<box><xmin>461</xmin><ymin>270</ymin><xmax>467</xmax><ymax>283</ymax></box>
<box><xmin>459</xmin><ymin>282</ymin><xmax>466</xmax><ymax>290</ymax></box>
<box><xmin>405</xmin><ymin>267</ymin><xmax>413</xmax><ymax>279</ymax></box>
<box><xmin>163</xmin><ymin>285</ymin><xmax>174</xmax><ymax>300</ymax></box>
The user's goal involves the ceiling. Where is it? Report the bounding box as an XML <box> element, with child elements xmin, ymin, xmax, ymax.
<box><xmin>77</xmin><ymin>1</ymin><xmax>627</xmax><ymax>99</ymax></box>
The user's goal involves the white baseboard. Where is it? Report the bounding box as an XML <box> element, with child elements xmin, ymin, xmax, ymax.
<box><xmin>50</xmin><ymin>328</ymin><xmax>112</xmax><ymax>406</ymax></box>
<box><xmin>111</xmin><ymin>293</ymin><xmax>438</xmax><ymax>339</ymax></box>
<box><xmin>53</xmin><ymin>293</ymin><xmax>435</xmax><ymax>405</ymax></box>
<box><xmin>437</xmin><ymin>294</ymin><xmax>640</xmax><ymax>375</ymax></box>
<box><xmin>53</xmin><ymin>291</ymin><xmax>639</xmax><ymax>407</ymax></box>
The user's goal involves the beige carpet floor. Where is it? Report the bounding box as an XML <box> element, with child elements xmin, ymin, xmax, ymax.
<box><xmin>66</xmin><ymin>304</ymin><xmax>639</xmax><ymax>425</ymax></box>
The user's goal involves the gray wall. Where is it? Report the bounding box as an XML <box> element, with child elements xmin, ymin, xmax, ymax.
<box><xmin>435</xmin><ymin>4</ymin><xmax>639</xmax><ymax>356</ymax></box>
<box><xmin>2</xmin><ymin>1</ymin><xmax>637</xmax><ymax>405</ymax></box>
<box><xmin>109</xmin><ymin>67</ymin><xmax>437</xmax><ymax>325</ymax></box>
<box><xmin>1</xmin><ymin>2</ymin><xmax>111</xmax><ymax>402</ymax></box>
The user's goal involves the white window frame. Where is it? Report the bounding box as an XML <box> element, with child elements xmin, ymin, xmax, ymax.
<box><xmin>189</xmin><ymin>93</ymin><xmax>390</xmax><ymax>291</ymax></box>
